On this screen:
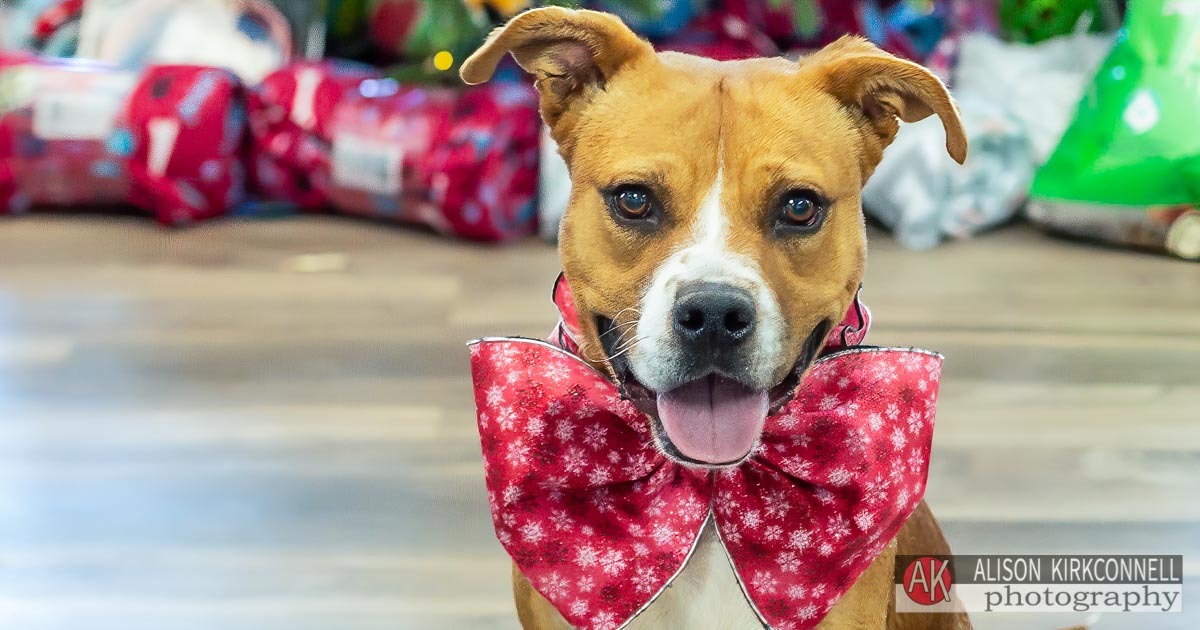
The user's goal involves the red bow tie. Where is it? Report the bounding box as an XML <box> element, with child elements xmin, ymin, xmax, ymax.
<box><xmin>469</xmin><ymin>336</ymin><xmax>942</xmax><ymax>630</ymax></box>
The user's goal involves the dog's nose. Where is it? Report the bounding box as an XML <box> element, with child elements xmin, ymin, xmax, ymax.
<box><xmin>672</xmin><ymin>282</ymin><xmax>756</xmax><ymax>351</ymax></box>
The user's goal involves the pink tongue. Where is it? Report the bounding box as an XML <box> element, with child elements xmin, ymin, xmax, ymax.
<box><xmin>656</xmin><ymin>375</ymin><xmax>769</xmax><ymax>465</ymax></box>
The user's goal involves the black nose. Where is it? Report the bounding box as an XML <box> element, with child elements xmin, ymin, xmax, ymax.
<box><xmin>672</xmin><ymin>282</ymin><xmax>756</xmax><ymax>351</ymax></box>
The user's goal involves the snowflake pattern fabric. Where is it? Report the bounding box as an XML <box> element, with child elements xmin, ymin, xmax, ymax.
<box><xmin>469</xmin><ymin>338</ymin><xmax>941</xmax><ymax>630</ymax></box>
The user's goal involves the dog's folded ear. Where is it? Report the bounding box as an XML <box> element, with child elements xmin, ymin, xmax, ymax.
<box><xmin>461</xmin><ymin>7</ymin><xmax>653</xmax><ymax>131</ymax></box>
<box><xmin>806</xmin><ymin>36</ymin><xmax>968</xmax><ymax>169</ymax></box>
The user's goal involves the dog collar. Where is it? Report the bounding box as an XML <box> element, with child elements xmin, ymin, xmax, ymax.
<box><xmin>467</xmin><ymin>278</ymin><xmax>941</xmax><ymax>630</ymax></box>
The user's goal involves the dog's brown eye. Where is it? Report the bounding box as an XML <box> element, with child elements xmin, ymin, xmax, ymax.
<box><xmin>615</xmin><ymin>187</ymin><xmax>651</xmax><ymax>218</ymax></box>
<box><xmin>605</xmin><ymin>185</ymin><xmax>659</xmax><ymax>227</ymax></box>
<box><xmin>782</xmin><ymin>193</ymin><xmax>817</xmax><ymax>224</ymax></box>
<box><xmin>776</xmin><ymin>190</ymin><xmax>826</xmax><ymax>234</ymax></box>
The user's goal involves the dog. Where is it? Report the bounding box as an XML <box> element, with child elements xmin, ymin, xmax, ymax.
<box><xmin>462</xmin><ymin>7</ymin><xmax>971</xmax><ymax>629</ymax></box>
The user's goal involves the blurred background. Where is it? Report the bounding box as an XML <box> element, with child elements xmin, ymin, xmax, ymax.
<box><xmin>0</xmin><ymin>0</ymin><xmax>1197</xmax><ymax>629</ymax></box>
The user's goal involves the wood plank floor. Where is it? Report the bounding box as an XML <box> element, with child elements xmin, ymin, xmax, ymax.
<box><xmin>0</xmin><ymin>217</ymin><xmax>1196</xmax><ymax>630</ymax></box>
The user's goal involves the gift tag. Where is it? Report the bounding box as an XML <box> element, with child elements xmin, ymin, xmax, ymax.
<box><xmin>32</xmin><ymin>73</ymin><xmax>134</xmax><ymax>140</ymax></box>
<box><xmin>331</xmin><ymin>133</ymin><xmax>402</xmax><ymax>196</ymax></box>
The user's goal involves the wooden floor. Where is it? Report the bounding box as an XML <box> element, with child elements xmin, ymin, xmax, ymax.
<box><xmin>0</xmin><ymin>217</ymin><xmax>1196</xmax><ymax>630</ymax></box>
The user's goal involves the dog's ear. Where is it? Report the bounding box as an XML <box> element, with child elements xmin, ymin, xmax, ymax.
<box><xmin>461</xmin><ymin>7</ymin><xmax>653</xmax><ymax>132</ymax></box>
<box><xmin>805</xmin><ymin>36</ymin><xmax>967</xmax><ymax>171</ymax></box>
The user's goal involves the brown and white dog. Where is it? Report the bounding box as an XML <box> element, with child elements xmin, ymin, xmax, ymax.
<box><xmin>462</xmin><ymin>7</ymin><xmax>971</xmax><ymax>629</ymax></box>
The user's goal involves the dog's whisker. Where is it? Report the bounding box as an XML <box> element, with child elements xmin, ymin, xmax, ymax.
<box><xmin>609</xmin><ymin>307</ymin><xmax>643</xmax><ymax>328</ymax></box>
<box><xmin>611</xmin><ymin>306</ymin><xmax>643</xmax><ymax>320</ymax></box>
<box><xmin>606</xmin><ymin>346</ymin><xmax>638</xmax><ymax>362</ymax></box>
<box><xmin>599</xmin><ymin>320</ymin><xmax>640</xmax><ymax>338</ymax></box>
<box><xmin>600</xmin><ymin>314</ymin><xmax>642</xmax><ymax>338</ymax></box>
<box><xmin>611</xmin><ymin>332</ymin><xmax>642</xmax><ymax>351</ymax></box>
<box><xmin>611</xmin><ymin>327</ymin><xmax>643</xmax><ymax>353</ymax></box>
<box><xmin>606</xmin><ymin>336</ymin><xmax>647</xmax><ymax>362</ymax></box>
<box><xmin>613</xmin><ymin>335</ymin><xmax>643</xmax><ymax>351</ymax></box>
<box><xmin>605</xmin><ymin>319</ymin><xmax>641</xmax><ymax>346</ymax></box>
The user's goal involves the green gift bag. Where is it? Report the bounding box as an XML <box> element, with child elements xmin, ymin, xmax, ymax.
<box><xmin>1031</xmin><ymin>0</ymin><xmax>1200</xmax><ymax>206</ymax></box>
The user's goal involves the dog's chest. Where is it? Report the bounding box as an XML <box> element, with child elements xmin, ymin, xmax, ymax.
<box><xmin>624</xmin><ymin>520</ymin><xmax>762</xmax><ymax>630</ymax></box>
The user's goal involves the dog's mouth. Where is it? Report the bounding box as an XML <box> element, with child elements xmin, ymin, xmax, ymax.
<box><xmin>597</xmin><ymin>316</ymin><xmax>832</xmax><ymax>467</ymax></box>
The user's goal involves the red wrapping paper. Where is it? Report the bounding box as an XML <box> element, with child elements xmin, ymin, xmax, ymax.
<box><xmin>0</xmin><ymin>55</ymin><xmax>245</xmax><ymax>224</ymax></box>
<box><xmin>249</xmin><ymin>61</ymin><xmax>540</xmax><ymax>241</ymax></box>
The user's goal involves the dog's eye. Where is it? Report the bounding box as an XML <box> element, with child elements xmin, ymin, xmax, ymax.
<box><xmin>775</xmin><ymin>189</ymin><xmax>826</xmax><ymax>234</ymax></box>
<box><xmin>607</xmin><ymin>185</ymin><xmax>658</xmax><ymax>224</ymax></box>
<box><xmin>615</xmin><ymin>187</ymin><xmax>651</xmax><ymax>218</ymax></box>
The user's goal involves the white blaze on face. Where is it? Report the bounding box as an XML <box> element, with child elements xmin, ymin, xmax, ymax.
<box><xmin>630</xmin><ymin>160</ymin><xmax>785</xmax><ymax>393</ymax></box>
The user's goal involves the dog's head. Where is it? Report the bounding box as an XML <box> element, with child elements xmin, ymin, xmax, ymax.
<box><xmin>464</xmin><ymin>8</ymin><xmax>966</xmax><ymax>467</ymax></box>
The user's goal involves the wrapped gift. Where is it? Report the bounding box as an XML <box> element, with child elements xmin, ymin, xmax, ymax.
<box><xmin>658</xmin><ymin>11</ymin><xmax>780</xmax><ymax>60</ymax></box>
<box><xmin>860</xmin><ymin>29</ymin><xmax>1114</xmax><ymax>250</ymax></box>
<box><xmin>0</xmin><ymin>55</ymin><xmax>245</xmax><ymax>224</ymax></box>
<box><xmin>716</xmin><ymin>0</ymin><xmax>952</xmax><ymax>60</ymax></box>
<box><xmin>718</xmin><ymin>0</ymin><xmax>859</xmax><ymax>48</ymax></box>
<box><xmin>591</xmin><ymin>0</ymin><xmax>701</xmax><ymax>39</ymax></box>
<box><xmin>1032</xmin><ymin>0</ymin><xmax>1200</xmax><ymax>207</ymax></box>
<box><xmin>249</xmin><ymin>60</ymin><xmax>381</xmax><ymax>209</ymax></box>
<box><xmin>249</xmin><ymin>61</ymin><xmax>540</xmax><ymax>241</ymax></box>
<box><xmin>952</xmin><ymin>31</ymin><xmax>1112</xmax><ymax>163</ymax></box>
<box><xmin>862</xmin><ymin>92</ymin><xmax>1035</xmax><ymax>250</ymax></box>
<box><xmin>1028</xmin><ymin>0</ymin><xmax>1200</xmax><ymax>260</ymax></box>
<box><xmin>76</xmin><ymin>0</ymin><xmax>294</xmax><ymax>84</ymax></box>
